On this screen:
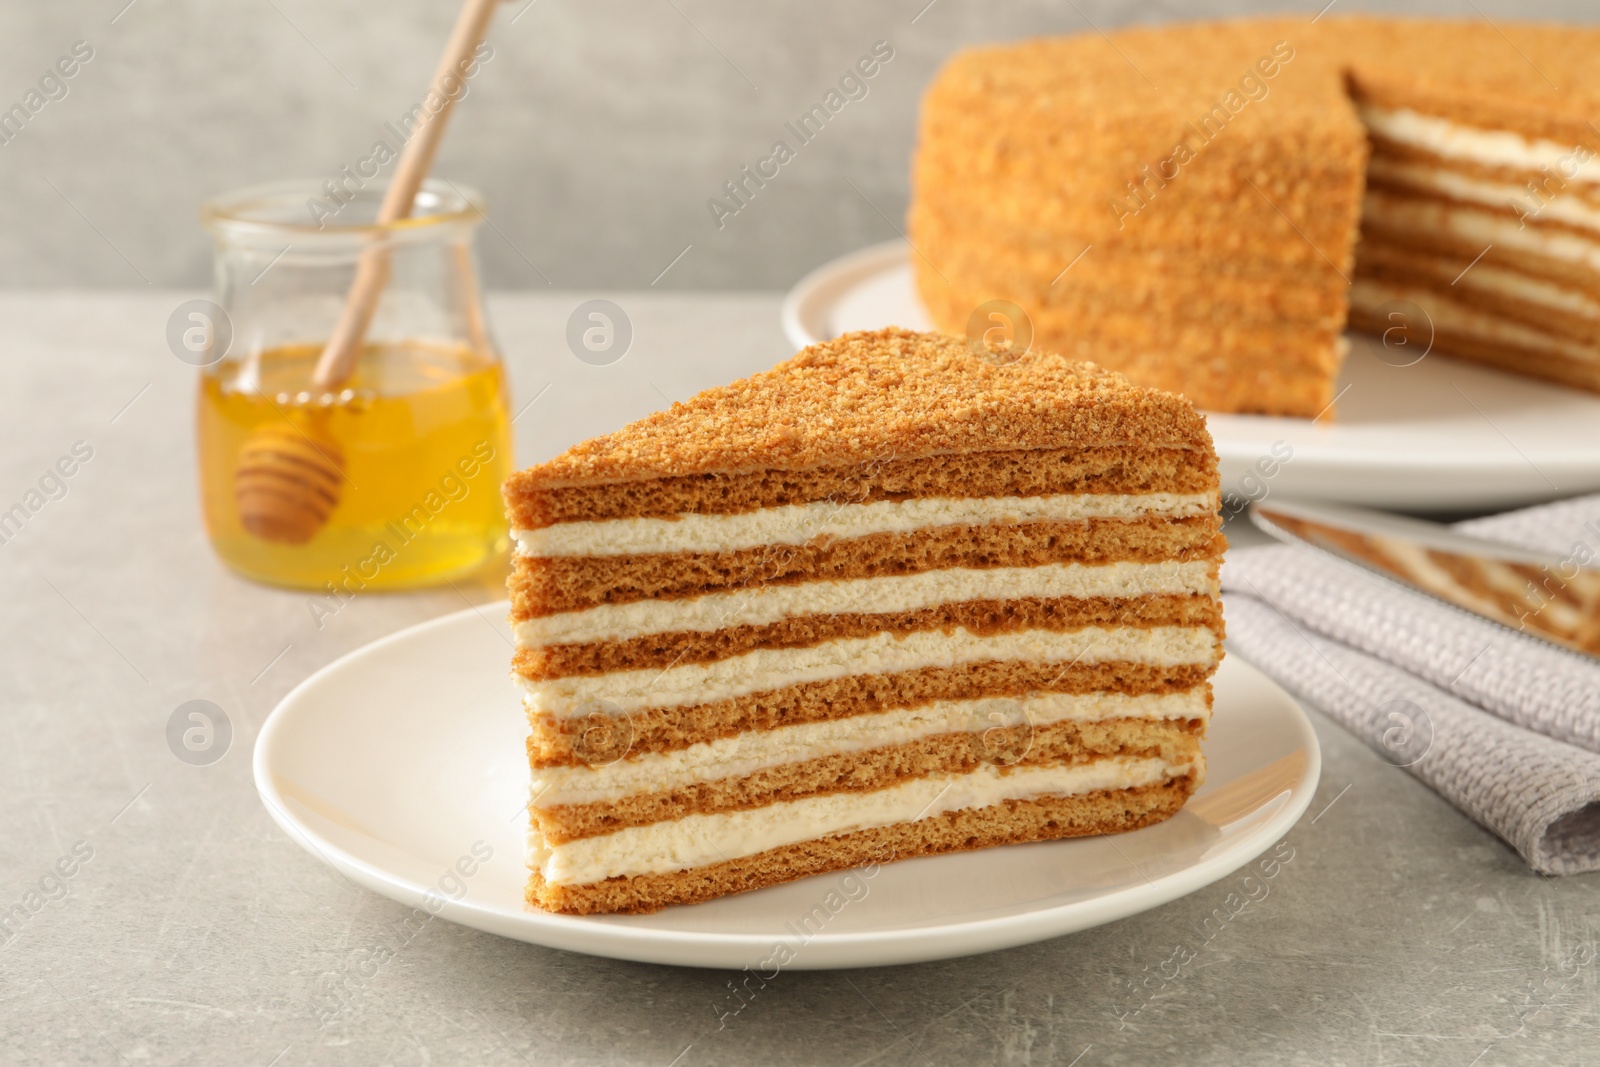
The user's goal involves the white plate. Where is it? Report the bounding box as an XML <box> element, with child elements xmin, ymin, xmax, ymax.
<box><xmin>255</xmin><ymin>602</ymin><xmax>1320</xmax><ymax>969</ymax></box>
<box><xmin>782</xmin><ymin>240</ymin><xmax>1600</xmax><ymax>511</ymax></box>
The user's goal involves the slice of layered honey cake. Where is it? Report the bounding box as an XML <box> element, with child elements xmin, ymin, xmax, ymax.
<box><xmin>504</xmin><ymin>328</ymin><xmax>1224</xmax><ymax>914</ymax></box>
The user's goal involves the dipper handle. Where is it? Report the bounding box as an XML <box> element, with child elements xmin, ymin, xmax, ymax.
<box><xmin>310</xmin><ymin>0</ymin><xmax>502</xmax><ymax>390</ymax></box>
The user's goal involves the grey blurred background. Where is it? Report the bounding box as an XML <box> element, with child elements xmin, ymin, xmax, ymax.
<box><xmin>1</xmin><ymin>0</ymin><xmax>1595</xmax><ymax>291</ymax></box>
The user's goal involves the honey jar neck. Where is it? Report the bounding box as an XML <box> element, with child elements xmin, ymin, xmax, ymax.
<box><xmin>199</xmin><ymin>178</ymin><xmax>497</xmax><ymax>373</ymax></box>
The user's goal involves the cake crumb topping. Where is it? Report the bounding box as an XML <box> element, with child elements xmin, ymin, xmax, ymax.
<box><xmin>511</xmin><ymin>328</ymin><xmax>1211</xmax><ymax>489</ymax></box>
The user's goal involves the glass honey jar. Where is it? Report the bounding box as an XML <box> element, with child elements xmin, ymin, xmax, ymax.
<box><xmin>196</xmin><ymin>179</ymin><xmax>512</xmax><ymax>591</ymax></box>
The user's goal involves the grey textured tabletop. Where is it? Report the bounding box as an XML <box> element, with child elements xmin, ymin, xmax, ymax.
<box><xmin>3</xmin><ymin>291</ymin><xmax>1595</xmax><ymax>1067</ymax></box>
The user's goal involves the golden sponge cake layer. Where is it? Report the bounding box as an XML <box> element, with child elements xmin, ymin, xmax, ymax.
<box><xmin>507</xmin><ymin>329</ymin><xmax>1211</xmax><ymax>490</ymax></box>
<box><xmin>1356</xmin><ymin>240</ymin><xmax>1600</xmax><ymax>344</ymax></box>
<box><xmin>533</xmin><ymin>717</ymin><xmax>1204</xmax><ymax>843</ymax></box>
<box><xmin>518</xmin><ymin>558</ymin><xmax>1218</xmax><ymax>645</ymax></box>
<box><xmin>1347</xmin><ymin>83</ymin><xmax>1600</xmax><ymax>393</ymax></box>
<box><xmin>528</xmin><ymin>774</ymin><xmax>1197</xmax><ymax>914</ymax></box>
<box><xmin>512</xmin><ymin>518</ymin><xmax>1222</xmax><ymax>616</ymax></box>
<box><xmin>1350</xmin><ymin>279</ymin><xmax>1600</xmax><ymax>392</ymax></box>
<box><xmin>526</xmin><ymin>660</ymin><xmax>1215</xmax><ymax>765</ymax></box>
<box><xmin>532</xmin><ymin>757</ymin><xmax>1195</xmax><ymax>887</ymax></box>
<box><xmin>531</xmin><ymin>687</ymin><xmax>1209</xmax><ymax>779</ymax></box>
<box><xmin>516</xmin><ymin>593</ymin><xmax>1221</xmax><ymax>679</ymax></box>
<box><xmin>510</xmin><ymin>444</ymin><xmax>1214</xmax><ymax>530</ymax></box>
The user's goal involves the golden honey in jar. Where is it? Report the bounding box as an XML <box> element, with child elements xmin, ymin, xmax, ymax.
<box><xmin>198</xmin><ymin>340</ymin><xmax>510</xmax><ymax>589</ymax></box>
<box><xmin>197</xmin><ymin>180</ymin><xmax>512</xmax><ymax>590</ymax></box>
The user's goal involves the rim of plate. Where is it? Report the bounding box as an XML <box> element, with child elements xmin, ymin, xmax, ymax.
<box><xmin>255</xmin><ymin>603</ymin><xmax>1322</xmax><ymax>969</ymax></box>
<box><xmin>780</xmin><ymin>238</ymin><xmax>909</xmax><ymax>352</ymax></box>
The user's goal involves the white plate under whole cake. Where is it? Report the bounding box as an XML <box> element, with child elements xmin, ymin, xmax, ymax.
<box><xmin>781</xmin><ymin>241</ymin><xmax>1600</xmax><ymax>512</ymax></box>
<box><xmin>253</xmin><ymin>602</ymin><xmax>1321</xmax><ymax>970</ymax></box>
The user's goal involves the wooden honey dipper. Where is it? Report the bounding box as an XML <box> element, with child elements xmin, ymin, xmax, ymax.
<box><xmin>236</xmin><ymin>0</ymin><xmax>502</xmax><ymax>545</ymax></box>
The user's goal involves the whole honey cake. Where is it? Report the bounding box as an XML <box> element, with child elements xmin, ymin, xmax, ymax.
<box><xmin>911</xmin><ymin>16</ymin><xmax>1600</xmax><ymax>416</ymax></box>
<box><xmin>503</xmin><ymin>328</ymin><xmax>1224</xmax><ymax>914</ymax></box>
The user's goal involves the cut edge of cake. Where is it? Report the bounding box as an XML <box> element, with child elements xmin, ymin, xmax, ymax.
<box><xmin>506</xmin><ymin>327</ymin><xmax>1214</xmax><ymax>494</ymax></box>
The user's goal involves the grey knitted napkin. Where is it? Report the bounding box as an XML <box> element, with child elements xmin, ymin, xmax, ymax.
<box><xmin>1222</xmin><ymin>494</ymin><xmax>1600</xmax><ymax>875</ymax></box>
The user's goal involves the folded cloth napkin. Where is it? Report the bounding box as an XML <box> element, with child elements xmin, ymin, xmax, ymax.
<box><xmin>1222</xmin><ymin>493</ymin><xmax>1600</xmax><ymax>875</ymax></box>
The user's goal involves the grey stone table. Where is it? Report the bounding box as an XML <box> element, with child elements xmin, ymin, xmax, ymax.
<box><xmin>2</xmin><ymin>291</ymin><xmax>1595</xmax><ymax>1066</ymax></box>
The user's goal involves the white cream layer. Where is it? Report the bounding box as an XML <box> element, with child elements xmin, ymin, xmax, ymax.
<box><xmin>530</xmin><ymin>754</ymin><xmax>1191</xmax><ymax>885</ymax></box>
<box><xmin>1350</xmin><ymin>279</ymin><xmax>1600</xmax><ymax>362</ymax></box>
<box><xmin>1361</xmin><ymin>231</ymin><xmax>1600</xmax><ymax>324</ymax></box>
<box><xmin>1363</xmin><ymin>189</ymin><xmax>1600</xmax><ymax>273</ymax></box>
<box><xmin>520</xmin><ymin>624</ymin><xmax>1219</xmax><ymax>715</ymax></box>
<box><xmin>516</xmin><ymin>560</ymin><xmax>1217</xmax><ymax>646</ymax></box>
<box><xmin>531</xmin><ymin>688</ymin><xmax>1209</xmax><ymax>806</ymax></box>
<box><xmin>1359</xmin><ymin>105</ymin><xmax>1600</xmax><ymax>184</ymax></box>
<box><xmin>1445</xmin><ymin>260</ymin><xmax>1600</xmax><ymax>323</ymax></box>
<box><xmin>1366</xmin><ymin>156</ymin><xmax>1600</xmax><ymax>236</ymax></box>
<box><xmin>514</xmin><ymin>492</ymin><xmax>1216</xmax><ymax>559</ymax></box>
